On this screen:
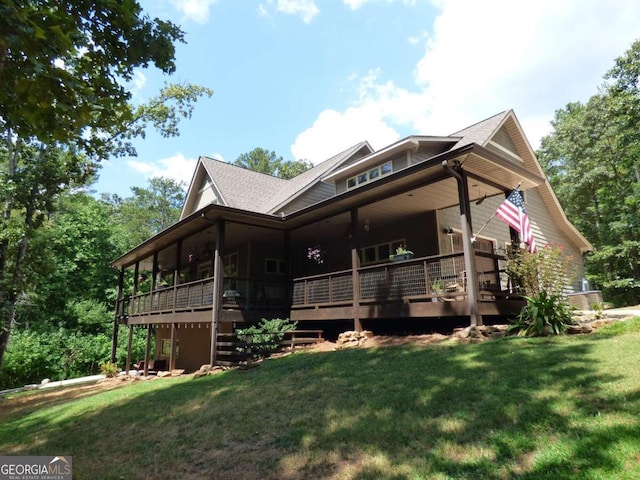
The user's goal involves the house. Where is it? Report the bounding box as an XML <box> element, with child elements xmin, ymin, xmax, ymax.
<box><xmin>110</xmin><ymin>110</ymin><xmax>592</xmax><ymax>372</ymax></box>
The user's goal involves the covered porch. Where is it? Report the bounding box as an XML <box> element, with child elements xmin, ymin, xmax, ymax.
<box><xmin>111</xmin><ymin>145</ymin><xmax>543</xmax><ymax>368</ymax></box>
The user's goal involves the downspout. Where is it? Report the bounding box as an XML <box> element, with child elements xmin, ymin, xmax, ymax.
<box><xmin>442</xmin><ymin>160</ymin><xmax>482</xmax><ymax>327</ymax></box>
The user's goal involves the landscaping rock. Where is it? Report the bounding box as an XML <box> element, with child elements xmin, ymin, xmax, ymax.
<box><xmin>336</xmin><ymin>330</ymin><xmax>374</xmax><ymax>349</ymax></box>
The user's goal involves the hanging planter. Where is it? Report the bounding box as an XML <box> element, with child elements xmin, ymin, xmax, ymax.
<box><xmin>307</xmin><ymin>245</ymin><xmax>324</xmax><ymax>264</ymax></box>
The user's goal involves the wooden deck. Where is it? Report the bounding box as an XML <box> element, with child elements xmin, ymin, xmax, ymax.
<box><xmin>116</xmin><ymin>252</ymin><xmax>524</xmax><ymax>325</ymax></box>
<box><xmin>290</xmin><ymin>252</ymin><xmax>524</xmax><ymax>320</ymax></box>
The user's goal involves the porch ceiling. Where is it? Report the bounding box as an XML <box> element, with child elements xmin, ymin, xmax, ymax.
<box><xmin>114</xmin><ymin>143</ymin><xmax>545</xmax><ymax>269</ymax></box>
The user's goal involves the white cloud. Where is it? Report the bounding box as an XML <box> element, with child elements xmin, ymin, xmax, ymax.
<box><xmin>344</xmin><ymin>0</ymin><xmax>418</xmax><ymax>10</ymax></box>
<box><xmin>292</xmin><ymin>0</ymin><xmax>640</xmax><ymax>161</ymax></box>
<box><xmin>128</xmin><ymin>153</ymin><xmax>198</xmax><ymax>187</ymax></box>
<box><xmin>291</xmin><ymin>105</ymin><xmax>400</xmax><ymax>164</ymax></box>
<box><xmin>170</xmin><ymin>0</ymin><xmax>218</xmax><ymax>24</ymax></box>
<box><xmin>258</xmin><ymin>0</ymin><xmax>320</xmax><ymax>23</ymax></box>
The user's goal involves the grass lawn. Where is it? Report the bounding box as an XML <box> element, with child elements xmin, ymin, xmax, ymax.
<box><xmin>2</xmin><ymin>319</ymin><xmax>640</xmax><ymax>479</ymax></box>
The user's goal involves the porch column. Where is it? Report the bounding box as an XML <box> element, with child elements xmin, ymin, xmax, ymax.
<box><xmin>125</xmin><ymin>324</ymin><xmax>133</xmax><ymax>374</ymax></box>
<box><xmin>144</xmin><ymin>324</ymin><xmax>152</xmax><ymax>376</ymax></box>
<box><xmin>284</xmin><ymin>231</ymin><xmax>292</xmax><ymax>306</ymax></box>
<box><xmin>151</xmin><ymin>252</ymin><xmax>159</xmax><ymax>310</ymax></box>
<box><xmin>350</xmin><ymin>208</ymin><xmax>362</xmax><ymax>332</ymax></box>
<box><xmin>169</xmin><ymin>322</ymin><xmax>177</xmax><ymax>370</ymax></box>
<box><xmin>110</xmin><ymin>267</ymin><xmax>125</xmax><ymax>363</ymax></box>
<box><xmin>210</xmin><ymin>220</ymin><xmax>226</xmax><ymax>365</ymax></box>
<box><xmin>444</xmin><ymin>161</ymin><xmax>482</xmax><ymax>326</ymax></box>
<box><xmin>174</xmin><ymin>239</ymin><xmax>182</xmax><ymax>307</ymax></box>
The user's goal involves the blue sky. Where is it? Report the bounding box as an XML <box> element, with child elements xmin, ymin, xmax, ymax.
<box><xmin>95</xmin><ymin>0</ymin><xmax>640</xmax><ymax>197</ymax></box>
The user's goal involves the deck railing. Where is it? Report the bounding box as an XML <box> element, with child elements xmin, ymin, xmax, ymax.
<box><xmin>292</xmin><ymin>252</ymin><xmax>509</xmax><ymax>307</ymax></box>
<box><xmin>121</xmin><ymin>277</ymin><xmax>288</xmax><ymax>317</ymax></box>
<box><xmin>117</xmin><ymin>252</ymin><xmax>511</xmax><ymax>317</ymax></box>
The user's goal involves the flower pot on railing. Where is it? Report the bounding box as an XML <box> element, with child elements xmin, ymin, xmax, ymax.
<box><xmin>389</xmin><ymin>246</ymin><xmax>414</xmax><ymax>262</ymax></box>
<box><xmin>391</xmin><ymin>253</ymin><xmax>414</xmax><ymax>262</ymax></box>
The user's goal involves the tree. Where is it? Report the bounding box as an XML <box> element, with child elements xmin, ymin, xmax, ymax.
<box><xmin>106</xmin><ymin>176</ymin><xmax>186</xmax><ymax>248</ymax></box>
<box><xmin>0</xmin><ymin>0</ymin><xmax>183</xmax><ymax>153</ymax></box>
<box><xmin>0</xmin><ymin>1</ymin><xmax>212</xmax><ymax>368</ymax></box>
<box><xmin>537</xmin><ymin>39</ymin><xmax>640</xmax><ymax>305</ymax></box>
<box><xmin>234</xmin><ymin>148</ymin><xmax>312</xmax><ymax>179</ymax></box>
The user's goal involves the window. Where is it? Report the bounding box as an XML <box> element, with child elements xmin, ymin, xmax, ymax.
<box><xmin>346</xmin><ymin>161</ymin><xmax>394</xmax><ymax>190</ymax></box>
<box><xmin>360</xmin><ymin>239</ymin><xmax>405</xmax><ymax>265</ymax></box>
<box><xmin>265</xmin><ymin>258</ymin><xmax>286</xmax><ymax>274</ymax></box>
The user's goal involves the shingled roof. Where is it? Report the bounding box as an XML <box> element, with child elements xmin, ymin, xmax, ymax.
<box><xmin>195</xmin><ymin>141</ymin><xmax>372</xmax><ymax>215</ymax></box>
<box><xmin>449</xmin><ymin>110</ymin><xmax>510</xmax><ymax>149</ymax></box>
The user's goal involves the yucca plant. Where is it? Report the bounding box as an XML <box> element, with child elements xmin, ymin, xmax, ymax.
<box><xmin>508</xmin><ymin>290</ymin><xmax>574</xmax><ymax>336</ymax></box>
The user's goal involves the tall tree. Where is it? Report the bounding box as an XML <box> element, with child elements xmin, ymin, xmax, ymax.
<box><xmin>106</xmin><ymin>176</ymin><xmax>186</xmax><ymax>248</ymax></box>
<box><xmin>538</xmin><ymin>39</ymin><xmax>640</xmax><ymax>305</ymax></box>
<box><xmin>234</xmin><ymin>148</ymin><xmax>312</xmax><ymax>179</ymax></box>
<box><xmin>0</xmin><ymin>1</ymin><xmax>211</xmax><ymax>367</ymax></box>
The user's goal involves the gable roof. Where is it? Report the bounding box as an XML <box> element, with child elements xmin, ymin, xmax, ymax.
<box><xmin>449</xmin><ymin>110</ymin><xmax>511</xmax><ymax>149</ymax></box>
<box><xmin>180</xmin><ymin>141</ymin><xmax>373</xmax><ymax>218</ymax></box>
<box><xmin>464</xmin><ymin>110</ymin><xmax>593</xmax><ymax>253</ymax></box>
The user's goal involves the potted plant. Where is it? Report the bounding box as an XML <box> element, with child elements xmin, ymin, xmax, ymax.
<box><xmin>430</xmin><ymin>278</ymin><xmax>444</xmax><ymax>295</ymax></box>
<box><xmin>389</xmin><ymin>245</ymin><xmax>414</xmax><ymax>262</ymax></box>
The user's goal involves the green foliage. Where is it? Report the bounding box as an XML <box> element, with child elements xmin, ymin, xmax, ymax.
<box><xmin>507</xmin><ymin>243</ymin><xmax>575</xmax><ymax>297</ymax></box>
<box><xmin>99</xmin><ymin>361</ymin><xmax>119</xmax><ymax>378</ymax></box>
<box><xmin>537</xmin><ymin>39</ymin><xmax>640</xmax><ymax>305</ymax></box>
<box><xmin>236</xmin><ymin>318</ymin><xmax>298</xmax><ymax>358</ymax></box>
<box><xmin>0</xmin><ymin>330</ymin><xmax>60</xmax><ymax>389</ymax></box>
<box><xmin>0</xmin><ymin>324</ymin><xmax>147</xmax><ymax>389</ymax></box>
<box><xmin>0</xmin><ymin>0</ymin><xmax>185</xmax><ymax>155</ymax></box>
<box><xmin>104</xmin><ymin>176</ymin><xmax>186</xmax><ymax>248</ymax></box>
<box><xmin>508</xmin><ymin>291</ymin><xmax>574</xmax><ymax>337</ymax></box>
<box><xmin>233</xmin><ymin>148</ymin><xmax>312</xmax><ymax>179</ymax></box>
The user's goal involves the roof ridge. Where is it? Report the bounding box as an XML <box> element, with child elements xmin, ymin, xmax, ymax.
<box><xmin>200</xmin><ymin>155</ymin><xmax>289</xmax><ymax>182</ymax></box>
<box><xmin>448</xmin><ymin>110</ymin><xmax>509</xmax><ymax>137</ymax></box>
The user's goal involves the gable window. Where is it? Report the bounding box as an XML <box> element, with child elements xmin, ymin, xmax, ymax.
<box><xmin>347</xmin><ymin>160</ymin><xmax>393</xmax><ymax>190</ymax></box>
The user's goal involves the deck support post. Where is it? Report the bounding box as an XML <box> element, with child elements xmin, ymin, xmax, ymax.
<box><xmin>350</xmin><ymin>208</ymin><xmax>362</xmax><ymax>332</ymax></box>
<box><xmin>110</xmin><ymin>267</ymin><xmax>125</xmax><ymax>364</ymax></box>
<box><xmin>210</xmin><ymin>220</ymin><xmax>226</xmax><ymax>365</ymax></box>
<box><xmin>144</xmin><ymin>324</ymin><xmax>152</xmax><ymax>376</ymax></box>
<box><xmin>125</xmin><ymin>324</ymin><xmax>133</xmax><ymax>374</ymax></box>
<box><xmin>170</xmin><ymin>322</ymin><xmax>177</xmax><ymax>370</ymax></box>
<box><xmin>443</xmin><ymin>160</ymin><xmax>482</xmax><ymax>327</ymax></box>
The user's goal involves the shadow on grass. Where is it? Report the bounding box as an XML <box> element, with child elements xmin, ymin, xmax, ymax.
<box><xmin>2</xmin><ymin>334</ymin><xmax>640</xmax><ymax>479</ymax></box>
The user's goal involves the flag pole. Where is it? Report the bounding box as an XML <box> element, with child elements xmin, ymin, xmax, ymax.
<box><xmin>471</xmin><ymin>181</ymin><xmax>522</xmax><ymax>243</ymax></box>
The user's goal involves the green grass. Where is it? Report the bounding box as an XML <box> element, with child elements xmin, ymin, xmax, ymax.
<box><xmin>2</xmin><ymin>319</ymin><xmax>640</xmax><ymax>479</ymax></box>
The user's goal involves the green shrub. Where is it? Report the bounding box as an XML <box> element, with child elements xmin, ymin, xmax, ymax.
<box><xmin>507</xmin><ymin>243</ymin><xmax>575</xmax><ymax>297</ymax></box>
<box><xmin>508</xmin><ymin>291</ymin><xmax>574</xmax><ymax>336</ymax></box>
<box><xmin>99</xmin><ymin>361</ymin><xmax>119</xmax><ymax>377</ymax></box>
<box><xmin>236</xmin><ymin>318</ymin><xmax>297</xmax><ymax>358</ymax></box>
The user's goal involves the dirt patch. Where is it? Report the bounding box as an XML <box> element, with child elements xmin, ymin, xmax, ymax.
<box><xmin>0</xmin><ymin>378</ymin><xmax>133</xmax><ymax>421</ymax></box>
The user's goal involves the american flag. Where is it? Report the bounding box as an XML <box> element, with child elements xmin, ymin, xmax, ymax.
<box><xmin>496</xmin><ymin>189</ymin><xmax>537</xmax><ymax>253</ymax></box>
